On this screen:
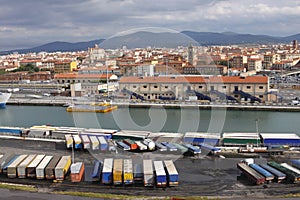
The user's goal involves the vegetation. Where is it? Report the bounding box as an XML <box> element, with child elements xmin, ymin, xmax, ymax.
<box><xmin>13</xmin><ymin>64</ymin><xmax>39</xmax><ymax>73</ymax></box>
<box><xmin>54</xmin><ymin>191</ymin><xmax>148</xmax><ymax>199</ymax></box>
<box><xmin>0</xmin><ymin>183</ymin><xmax>37</xmax><ymax>192</ymax></box>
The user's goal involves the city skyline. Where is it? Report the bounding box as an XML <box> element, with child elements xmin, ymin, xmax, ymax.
<box><xmin>1</xmin><ymin>0</ymin><xmax>300</xmax><ymax>50</ymax></box>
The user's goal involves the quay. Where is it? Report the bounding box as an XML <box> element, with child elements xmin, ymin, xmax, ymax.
<box><xmin>6</xmin><ymin>97</ymin><xmax>300</xmax><ymax>112</ymax></box>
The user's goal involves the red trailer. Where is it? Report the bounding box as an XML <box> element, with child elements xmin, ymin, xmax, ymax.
<box><xmin>123</xmin><ymin>139</ymin><xmax>138</xmax><ymax>150</ymax></box>
<box><xmin>237</xmin><ymin>162</ymin><xmax>265</xmax><ymax>185</ymax></box>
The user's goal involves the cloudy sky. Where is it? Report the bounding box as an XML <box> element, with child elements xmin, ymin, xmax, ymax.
<box><xmin>1</xmin><ymin>0</ymin><xmax>300</xmax><ymax>50</ymax></box>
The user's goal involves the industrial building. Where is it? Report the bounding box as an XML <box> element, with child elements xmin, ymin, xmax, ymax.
<box><xmin>119</xmin><ymin>75</ymin><xmax>269</xmax><ymax>102</ymax></box>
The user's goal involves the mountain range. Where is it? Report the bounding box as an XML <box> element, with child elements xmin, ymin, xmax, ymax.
<box><xmin>1</xmin><ymin>31</ymin><xmax>300</xmax><ymax>54</ymax></box>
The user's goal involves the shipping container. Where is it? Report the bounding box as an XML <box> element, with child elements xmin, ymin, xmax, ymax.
<box><xmin>237</xmin><ymin>162</ymin><xmax>265</xmax><ymax>185</ymax></box>
<box><xmin>17</xmin><ymin>154</ymin><xmax>37</xmax><ymax>178</ymax></box>
<box><xmin>91</xmin><ymin>160</ymin><xmax>102</xmax><ymax>181</ymax></box>
<box><xmin>123</xmin><ymin>139</ymin><xmax>138</xmax><ymax>150</ymax></box>
<box><xmin>155</xmin><ymin>142</ymin><xmax>167</xmax><ymax>152</ymax></box>
<box><xmin>281</xmin><ymin>163</ymin><xmax>300</xmax><ymax>182</ymax></box>
<box><xmin>183</xmin><ymin>144</ymin><xmax>201</xmax><ymax>155</ymax></box>
<box><xmin>7</xmin><ymin>154</ymin><xmax>28</xmax><ymax>178</ymax></box>
<box><xmin>1</xmin><ymin>154</ymin><xmax>18</xmax><ymax>174</ymax></box>
<box><xmin>249</xmin><ymin>163</ymin><xmax>274</xmax><ymax>182</ymax></box>
<box><xmin>80</xmin><ymin>135</ymin><xmax>91</xmax><ymax>149</ymax></box>
<box><xmin>116</xmin><ymin>141</ymin><xmax>130</xmax><ymax>151</ymax></box>
<box><xmin>113</xmin><ymin>130</ymin><xmax>149</xmax><ymax>140</ymax></box>
<box><xmin>108</xmin><ymin>140</ymin><xmax>116</xmax><ymax>152</ymax></box>
<box><xmin>135</xmin><ymin>141</ymin><xmax>147</xmax><ymax>151</ymax></box>
<box><xmin>154</xmin><ymin>161</ymin><xmax>167</xmax><ymax>187</ymax></box>
<box><xmin>259</xmin><ymin>163</ymin><xmax>286</xmax><ymax>183</ymax></box>
<box><xmin>65</xmin><ymin>134</ymin><xmax>73</xmax><ymax>149</ymax></box>
<box><xmin>133</xmin><ymin>163</ymin><xmax>143</xmax><ymax>183</ymax></box>
<box><xmin>183</xmin><ymin>132</ymin><xmax>220</xmax><ymax>145</ymax></box>
<box><xmin>291</xmin><ymin>160</ymin><xmax>300</xmax><ymax>170</ymax></box>
<box><xmin>164</xmin><ymin>160</ymin><xmax>179</xmax><ymax>186</ymax></box>
<box><xmin>55</xmin><ymin>155</ymin><xmax>71</xmax><ymax>180</ymax></box>
<box><xmin>268</xmin><ymin>161</ymin><xmax>300</xmax><ymax>183</ymax></box>
<box><xmin>27</xmin><ymin>155</ymin><xmax>45</xmax><ymax>178</ymax></box>
<box><xmin>36</xmin><ymin>156</ymin><xmax>53</xmax><ymax>179</ymax></box>
<box><xmin>45</xmin><ymin>156</ymin><xmax>61</xmax><ymax>180</ymax></box>
<box><xmin>171</xmin><ymin>143</ymin><xmax>188</xmax><ymax>154</ymax></box>
<box><xmin>98</xmin><ymin>136</ymin><xmax>108</xmax><ymax>151</ymax></box>
<box><xmin>102</xmin><ymin>158</ymin><xmax>113</xmax><ymax>184</ymax></box>
<box><xmin>143</xmin><ymin>160</ymin><xmax>154</xmax><ymax>187</ymax></box>
<box><xmin>0</xmin><ymin>126</ymin><xmax>22</xmax><ymax>135</ymax></box>
<box><xmin>113</xmin><ymin>159</ymin><xmax>123</xmax><ymax>185</ymax></box>
<box><xmin>161</xmin><ymin>142</ymin><xmax>178</xmax><ymax>151</ymax></box>
<box><xmin>73</xmin><ymin>135</ymin><xmax>82</xmax><ymax>149</ymax></box>
<box><xmin>70</xmin><ymin>162</ymin><xmax>85</xmax><ymax>182</ymax></box>
<box><xmin>142</xmin><ymin>139</ymin><xmax>155</xmax><ymax>150</ymax></box>
<box><xmin>90</xmin><ymin>136</ymin><xmax>100</xmax><ymax>150</ymax></box>
<box><xmin>123</xmin><ymin>159</ymin><xmax>133</xmax><ymax>185</ymax></box>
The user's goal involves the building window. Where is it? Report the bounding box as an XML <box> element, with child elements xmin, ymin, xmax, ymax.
<box><xmin>165</xmin><ymin>86</ymin><xmax>168</xmax><ymax>89</ymax></box>
<box><xmin>154</xmin><ymin>85</ymin><xmax>158</xmax><ymax>88</ymax></box>
<box><xmin>234</xmin><ymin>95</ymin><xmax>239</xmax><ymax>98</ymax></box>
<box><xmin>259</xmin><ymin>86</ymin><xmax>264</xmax><ymax>89</ymax></box>
<box><xmin>199</xmin><ymin>86</ymin><xmax>203</xmax><ymax>89</ymax></box>
<box><xmin>246</xmin><ymin>86</ymin><xmax>251</xmax><ymax>89</ymax></box>
<box><xmin>259</xmin><ymin>95</ymin><xmax>263</xmax><ymax>98</ymax></box>
<box><xmin>133</xmin><ymin>85</ymin><xmax>137</xmax><ymax>88</ymax></box>
<box><xmin>143</xmin><ymin>85</ymin><xmax>147</xmax><ymax>88</ymax></box>
<box><xmin>222</xmin><ymin>86</ymin><xmax>226</xmax><ymax>89</ymax></box>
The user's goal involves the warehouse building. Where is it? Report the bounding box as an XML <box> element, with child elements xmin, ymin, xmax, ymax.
<box><xmin>119</xmin><ymin>75</ymin><xmax>269</xmax><ymax>102</ymax></box>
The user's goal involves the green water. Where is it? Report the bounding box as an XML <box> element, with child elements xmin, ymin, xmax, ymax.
<box><xmin>0</xmin><ymin>105</ymin><xmax>299</xmax><ymax>134</ymax></box>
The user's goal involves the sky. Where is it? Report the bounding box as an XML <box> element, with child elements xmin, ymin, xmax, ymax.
<box><xmin>1</xmin><ymin>0</ymin><xmax>300</xmax><ymax>50</ymax></box>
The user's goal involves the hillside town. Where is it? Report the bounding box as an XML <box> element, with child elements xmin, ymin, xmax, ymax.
<box><xmin>1</xmin><ymin>41</ymin><xmax>300</xmax><ymax>104</ymax></box>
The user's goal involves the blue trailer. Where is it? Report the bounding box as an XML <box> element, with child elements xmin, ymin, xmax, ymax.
<box><xmin>102</xmin><ymin>158</ymin><xmax>113</xmax><ymax>184</ymax></box>
<box><xmin>91</xmin><ymin>160</ymin><xmax>102</xmax><ymax>181</ymax></box>
<box><xmin>133</xmin><ymin>163</ymin><xmax>143</xmax><ymax>183</ymax></box>
<box><xmin>161</xmin><ymin>142</ymin><xmax>178</xmax><ymax>151</ymax></box>
<box><xmin>1</xmin><ymin>155</ymin><xmax>19</xmax><ymax>174</ymax></box>
<box><xmin>153</xmin><ymin>161</ymin><xmax>167</xmax><ymax>187</ymax></box>
<box><xmin>116</xmin><ymin>141</ymin><xmax>130</xmax><ymax>151</ymax></box>
<box><xmin>164</xmin><ymin>160</ymin><xmax>179</xmax><ymax>186</ymax></box>
<box><xmin>259</xmin><ymin>164</ymin><xmax>286</xmax><ymax>183</ymax></box>
<box><xmin>249</xmin><ymin>163</ymin><xmax>274</xmax><ymax>182</ymax></box>
<box><xmin>291</xmin><ymin>160</ymin><xmax>300</xmax><ymax>170</ymax></box>
<box><xmin>0</xmin><ymin>127</ymin><xmax>22</xmax><ymax>135</ymax></box>
<box><xmin>155</xmin><ymin>142</ymin><xmax>167</xmax><ymax>152</ymax></box>
<box><xmin>97</xmin><ymin>136</ymin><xmax>108</xmax><ymax>151</ymax></box>
<box><xmin>183</xmin><ymin>144</ymin><xmax>201</xmax><ymax>155</ymax></box>
<box><xmin>198</xmin><ymin>143</ymin><xmax>221</xmax><ymax>154</ymax></box>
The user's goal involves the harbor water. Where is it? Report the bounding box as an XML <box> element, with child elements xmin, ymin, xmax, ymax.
<box><xmin>0</xmin><ymin>105</ymin><xmax>300</xmax><ymax>134</ymax></box>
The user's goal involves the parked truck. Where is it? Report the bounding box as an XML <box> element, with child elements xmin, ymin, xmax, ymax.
<box><xmin>102</xmin><ymin>158</ymin><xmax>113</xmax><ymax>184</ymax></box>
<box><xmin>154</xmin><ymin>161</ymin><xmax>167</xmax><ymax>187</ymax></box>
<box><xmin>55</xmin><ymin>156</ymin><xmax>71</xmax><ymax>181</ymax></box>
<box><xmin>27</xmin><ymin>155</ymin><xmax>45</xmax><ymax>178</ymax></box>
<box><xmin>143</xmin><ymin>160</ymin><xmax>154</xmax><ymax>187</ymax></box>
<box><xmin>7</xmin><ymin>155</ymin><xmax>28</xmax><ymax>178</ymax></box>
<box><xmin>123</xmin><ymin>159</ymin><xmax>133</xmax><ymax>185</ymax></box>
<box><xmin>36</xmin><ymin>156</ymin><xmax>53</xmax><ymax>179</ymax></box>
<box><xmin>164</xmin><ymin>160</ymin><xmax>179</xmax><ymax>186</ymax></box>
<box><xmin>70</xmin><ymin>162</ymin><xmax>85</xmax><ymax>182</ymax></box>
<box><xmin>45</xmin><ymin>156</ymin><xmax>61</xmax><ymax>180</ymax></box>
<box><xmin>113</xmin><ymin>159</ymin><xmax>123</xmax><ymax>185</ymax></box>
<box><xmin>17</xmin><ymin>154</ymin><xmax>37</xmax><ymax>178</ymax></box>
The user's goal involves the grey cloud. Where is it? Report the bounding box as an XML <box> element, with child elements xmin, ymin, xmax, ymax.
<box><xmin>0</xmin><ymin>0</ymin><xmax>299</xmax><ymax>50</ymax></box>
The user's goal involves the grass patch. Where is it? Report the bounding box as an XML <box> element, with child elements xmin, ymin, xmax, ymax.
<box><xmin>281</xmin><ymin>193</ymin><xmax>300</xmax><ymax>198</ymax></box>
<box><xmin>54</xmin><ymin>191</ymin><xmax>150</xmax><ymax>199</ymax></box>
<box><xmin>0</xmin><ymin>183</ymin><xmax>37</xmax><ymax>192</ymax></box>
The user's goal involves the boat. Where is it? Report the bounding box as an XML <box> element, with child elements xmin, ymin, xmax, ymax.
<box><xmin>66</xmin><ymin>104</ymin><xmax>117</xmax><ymax>113</ymax></box>
<box><xmin>0</xmin><ymin>92</ymin><xmax>11</xmax><ymax>108</ymax></box>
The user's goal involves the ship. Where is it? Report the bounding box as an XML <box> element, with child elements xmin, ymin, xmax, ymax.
<box><xmin>66</xmin><ymin>104</ymin><xmax>117</xmax><ymax>113</ymax></box>
<box><xmin>0</xmin><ymin>92</ymin><xmax>12</xmax><ymax>108</ymax></box>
